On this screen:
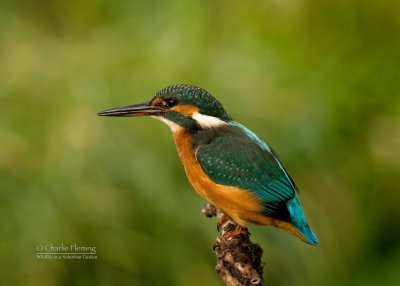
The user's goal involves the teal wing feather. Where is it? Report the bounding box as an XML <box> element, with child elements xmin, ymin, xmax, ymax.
<box><xmin>193</xmin><ymin>123</ymin><xmax>295</xmax><ymax>219</ymax></box>
<box><xmin>193</xmin><ymin>122</ymin><xmax>319</xmax><ymax>245</ymax></box>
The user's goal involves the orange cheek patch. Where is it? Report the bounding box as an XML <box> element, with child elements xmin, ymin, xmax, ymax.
<box><xmin>171</xmin><ymin>105</ymin><xmax>200</xmax><ymax>117</ymax></box>
<box><xmin>150</xmin><ymin>97</ymin><xmax>164</xmax><ymax>106</ymax></box>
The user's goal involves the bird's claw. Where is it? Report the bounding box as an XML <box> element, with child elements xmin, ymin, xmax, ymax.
<box><xmin>222</xmin><ymin>225</ymin><xmax>249</xmax><ymax>240</ymax></box>
<box><xmin>216</xmin><ymin>211</ymin><xmax>249</xmax><ymax>239</ymax></box>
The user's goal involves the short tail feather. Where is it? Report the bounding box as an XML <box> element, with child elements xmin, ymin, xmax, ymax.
<box><xmin>287</xmin><ymin>194</ymin><xmax>319</xmax><ymax>246</ymax></box>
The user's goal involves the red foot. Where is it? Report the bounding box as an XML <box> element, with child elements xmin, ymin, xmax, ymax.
<box><xmin>222</xmin><ymin>225</ymin><xmax>249</xmax><ymax>240</ymax></box>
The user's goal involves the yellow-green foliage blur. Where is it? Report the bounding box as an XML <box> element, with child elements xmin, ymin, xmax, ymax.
<box><xmin>1</xmin><ymin>0</ymin><xmax>399</xmax><ymax>285</ymax></box>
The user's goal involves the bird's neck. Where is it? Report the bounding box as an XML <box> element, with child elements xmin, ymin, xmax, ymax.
<box><xmin>173</xmin><ymin>128</ymin><xmax>192</xmax><ymax>162</ymax></box>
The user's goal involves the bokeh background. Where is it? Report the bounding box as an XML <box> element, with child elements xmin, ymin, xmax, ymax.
<box><xmin>1</xmin><ymin>0</ymin><xmax>400</xmax><ymax>285</ymax></box>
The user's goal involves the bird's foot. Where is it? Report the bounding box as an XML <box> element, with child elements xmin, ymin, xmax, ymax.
<box><xmin>215</xmin><ymin>210</ymin><xmax>250</xmax><ymax>240</ymax></box>
<box><xmin>222</xmin><ymin>225</ymin><xmax>249</xmax><ymax>240</ymax></box>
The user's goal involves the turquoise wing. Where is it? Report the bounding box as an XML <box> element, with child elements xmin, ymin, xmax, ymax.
<box><xmin>193</xmin><ymin>123</ymin><xmax>296</xmax><ymax>220</ymax></box>
<box><xmin>193</xmin><ymin>122</ymin><xmax>319</xmax><ymax>245</ymax></box>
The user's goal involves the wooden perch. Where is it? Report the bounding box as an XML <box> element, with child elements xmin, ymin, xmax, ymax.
<box><xmin>202</xmin><ymin>203</ymin><xmax>266</xmax><ymax>286</ymax></box>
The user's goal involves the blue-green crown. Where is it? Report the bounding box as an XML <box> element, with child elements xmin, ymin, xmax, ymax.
<box><xmin>155</xmin><ymin>84</ymin><xmax>232</xmax><ymax>121</ymax></box>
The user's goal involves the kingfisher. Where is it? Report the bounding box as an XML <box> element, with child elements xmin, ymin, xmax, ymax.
<box><xmin>98</xmin><ymin>84</ymin><xmax>319</xmax><ymax>245</ymax></box>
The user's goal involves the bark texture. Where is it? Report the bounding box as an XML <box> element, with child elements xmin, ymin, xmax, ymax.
<box><xmin>202</xmin><ymin>203</ymin><xmax>266</xmax><ymax>286</ymax></box>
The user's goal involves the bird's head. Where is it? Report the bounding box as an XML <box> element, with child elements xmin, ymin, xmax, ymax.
<box><xmin>98</xmin><ymin>84</ymin><xmax>232</xmax><ymax>131</ymax></box>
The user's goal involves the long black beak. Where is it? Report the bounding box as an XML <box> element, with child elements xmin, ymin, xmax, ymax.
<box><xmin>97</xmin><ymin>101</ymin><xmax>164</xmax><ymax>117</ymax></box>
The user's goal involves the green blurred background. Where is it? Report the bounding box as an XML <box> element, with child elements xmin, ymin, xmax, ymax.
<box><xmin>1</xmin><ymin>0</ymin><xmax>399</xmax><ymax>285</ymax></box>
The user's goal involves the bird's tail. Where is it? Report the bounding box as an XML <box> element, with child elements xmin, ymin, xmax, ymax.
<box><xmin>287</xmin><ymin>194</ymin><xmax>319</xmax><ymax>246</ymax></box>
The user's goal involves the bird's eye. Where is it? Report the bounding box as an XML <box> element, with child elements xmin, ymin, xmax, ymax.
<box><xmin>167</xmin><ymin>98</ymin><xmax>178</xmax><ymax>107</ymax></box>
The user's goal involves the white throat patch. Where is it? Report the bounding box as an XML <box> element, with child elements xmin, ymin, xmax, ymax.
<box><xmin>192</xmin><ymin>112</ymin><xmax>227</xmax><ymax>129</ymax></box>
<box><xmin>152</xmin><ymin>113</ymin><xmax>227</xmax><ymax>132</ymax></box>
<box><xmin>151</xmin><ymin>116</ymin><xmax>180</xmax><ymax>132</ymax></box>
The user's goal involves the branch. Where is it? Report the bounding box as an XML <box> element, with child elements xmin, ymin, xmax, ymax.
<box><xmin>202</xmin><ymin>203</ymin><xmax>266</xmax><ymax>286</ymax></box>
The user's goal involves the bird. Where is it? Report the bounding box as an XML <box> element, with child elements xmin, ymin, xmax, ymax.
<box><xmin>98</xmin><ymin>84</ymin><xmax>319</xmax><ymax>245</ymax></box>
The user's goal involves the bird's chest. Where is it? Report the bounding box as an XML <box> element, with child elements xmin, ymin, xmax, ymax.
<box><xmin>173</xmin><ymin>129</ymin><xmax>211</xmax><ymax>199</ymax></box>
